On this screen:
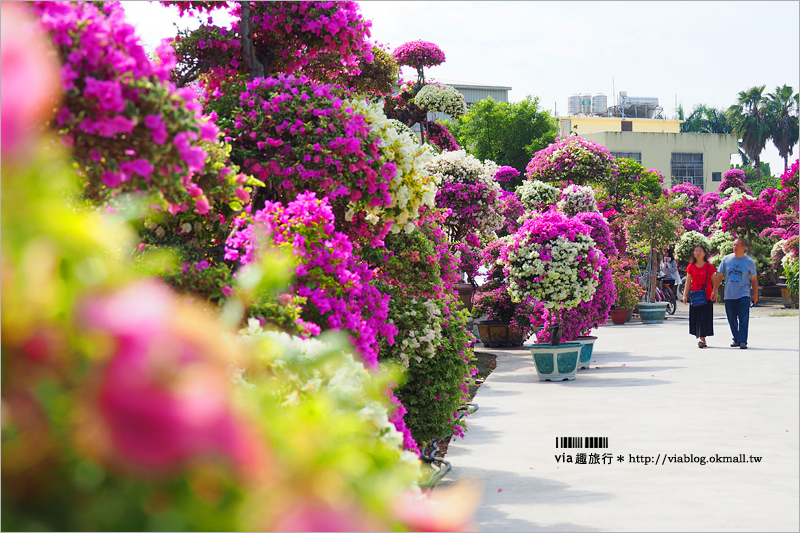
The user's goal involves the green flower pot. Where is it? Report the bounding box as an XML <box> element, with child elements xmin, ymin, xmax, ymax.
<box><xmin>575</xmin><ymin>336</ymin><xmax>597</xmax><ymax>370</ymax></box>
<box><xmin>526</xmin><ymin>342</ymin><xmax>583</xmax><ymax>382</ymax></box>
<box><xmin>638</xmin><ymin>302</ymin><xmax>668</xmax><ymax>324</ymax></box>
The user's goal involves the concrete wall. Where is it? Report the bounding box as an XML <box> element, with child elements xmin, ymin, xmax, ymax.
<box><xmin>559</xmin><ymin>116</ymin><xmax>682</xmax><ymax>136</ymax></box>
<box><xmin>581</xmin><ymin>131</ymin><xmax>739</xmax><ymax>191</ymax></box>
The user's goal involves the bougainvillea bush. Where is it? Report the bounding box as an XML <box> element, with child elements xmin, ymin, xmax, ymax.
<box><xmin>225</xmin><ymin>192</ymin><xmax>396</xmax><ymax>369</ymax></box>
<box><xmin>392</xmin><ymin>40</ymin><xmax>445</xmax><ymax>82</ymax></box>
<box><xmin>427</xmin><ymin>120</ymin><xmax>460</xmax><ymax>152</ymax></box>
<box><xmin>525</xmin><ymin>136</ymin><xmax>617</xmax><ymax>186</ymax></box>
<box><xmin>426</xmin><ymin>150</ymin><xmax>503</xmax><ymax>242</ymax></box>
<box><xmin>719</xmin><ymin>168</ymin><xmax>753</xmax><ymax>195</ymax></box>
<box><xmin>414</xmin><ymin>83</ymin><xmax>468</xmax><ymax>118</ymax></box>
<box><xmin>719</xmin><ymin>197</ymin><xmax>777</xmax><ymax>240</ymax></box>
<box><xmin>495</xmin><ymin>165</ymin><xmax>521</xmax><ymax>184</ymax></box>
<box><xmin>472</xmin><ymin>240</ymin><xmax>543</xmax><ymax>337</ymax></box>
<box><xmin>557</xmin><ymin>184</ymin><xmax>599</xmax><ymax>216</ymax></box>
<box><xmin>516</xmin><ymin>179</ymin><xmax>560</xmax><ymax>213</ymax></box>
<box><xmin>208</xmin><ymin>75</ymin><xmax>437</xmax><ymax>245</ymax></box>
<box><xmin>675</xmin><ymin>230</ymin><xmax>712</xmax><ymax>264</ymax></box>
<box><xmin>574</xmin><ymin>210</ymin><xmax>618</xmax><ymax>258</ymax></box>
<box><xmin>610</xmin><ymin>256</ymin><xmax>644</xmax><ymax>309</ymax></box>
<box><xmin>500</xmin><ymin>211</ymin><xmax>602</xmax><ymax>312</ymax></box>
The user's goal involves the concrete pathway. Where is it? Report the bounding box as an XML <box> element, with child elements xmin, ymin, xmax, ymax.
<box><xmin>442</xmin><ymin>312</ymin><xmax>799</xmax><ymax>532</ymax></box>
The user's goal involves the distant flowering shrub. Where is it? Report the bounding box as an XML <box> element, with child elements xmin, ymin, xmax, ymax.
<box><xmin>574</xmin><ymin>210</ymin><xmax>618</xmax><ymax>258</ymax></box>
<box><xmin>776</xmin><ymin>159</ymin><xmax>799</xmax><ymax>215</ymax></box>
<box><xmin>500</xmin><ymin>211</ymin><xmax>602</xmax><ymax>310</ymax></box>
<box><xmin>758</xmin><ymin>187</ymin><xmax>781</xmax><ymax>208</ymax></box>
<box><xmin>426</xmin><ymin>150</ymin><xmax>503</xmax><ymax>241</ymax></box>
<box><xmin>525</xmin><ymin>136</ymin><xmax>617</xmax><ymax>186</ymax></box>
<box><xmin>696</xmin><ymin>191</ymin><xmax>722</xmax><ymax>235</ymax></box>
<box><xmin>516</xmin><ymin>180</ymin><xmax>560</xmax><ymax>212</ymax></box>
<box><xmin>683</xmin><ymin>218</ymin><xmax>701</xmax><ymax>232</ymax></box>
<box><xmin>392</xmin><ymin>40</ymin><xmax>446</xmax><ymax>70</ymax></box>
<box><xmin>497</xmin><ymin>189</ymin><xmax>525</xmax><ymax>236</ymax></box>
<box><xmin>414</xmin><ymin>84</ymin><xmax>468</xmax><ymax>117</ymax></box>
<box><xmin>771</xmin><ymin>237</ymin><xmax>800</xmax><ymax>272</ymax></box>
<box><xmin>226</xmin><ymin>192</ymin><xmax>397</xmax><ymax>368</ymax></box>
<box><xmin>719</xmin><ymin>169</ymin><xmax>753</xmax><ymax>195</ymax></box>
<box><xmin>675</xmin><ymin>231</ymin><xmax>712</xmax><ymax>263</ymax></box>
<box><xmin>557</xmin><ymin>184</ymin><xmax>598</xmax><ymax>216</ymax></box>
<box><xmin>719</xmin><ymin>197</ymin><xmax>776</xmax><ymax>238</ymax></box>
<box><xmin>494</xmin><ymin>165</ymin><xmax>521</xmax><ymax>183</ymax></box>
<box><xmin>427</xmin><ymin>121</ymin><xmax>460</xmax><ymax>151</ymax></box>
<box><xmin>667</xmin><ymin>182</ymin><xmax>704</xmax><ymax>219</ymax></box>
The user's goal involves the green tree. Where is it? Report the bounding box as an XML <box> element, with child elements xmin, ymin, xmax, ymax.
<box><xmin>446</xmin><ymin>96</ymin><xmax>558</xmax><ymax>189</ymax></box>
<box><xmin>731</xmin><ymin>162</ymin><xmax>777</xmax><ymax>194</ymax></box>
<box><xmin>766</xmin><ymin>84</ymin><xmax>799</xmax><ymax>172</ymax></box>
<box><xmin>680</xmin><ymin>104</ymin><xmax>732</xmax><ymax>133</ymax></box>
<box><xmin>728</xmin><ymin>86</ymin><xmax>771</xmax><ymax>181</ymax></box>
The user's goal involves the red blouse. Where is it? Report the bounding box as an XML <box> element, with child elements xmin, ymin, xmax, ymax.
<box><xmin>686</xmin><ymin>262</ymin><xmax>717</xmax><ymax>300</ymax></box>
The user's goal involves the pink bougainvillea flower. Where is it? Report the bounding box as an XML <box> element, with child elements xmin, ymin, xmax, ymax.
<box><xmin>393</xmin><ymin>483</ymin><xmax>480</xmax><ymax>532</ymax></box>
<box><xmin>79</xmin><ymin>281</ymin><xmax>265</xmax><ymax>475</ymax></box>
<box><xmin>0</xmin><ymin>2</ymin><xmax>60</xmax><ymax>159</ymax></box>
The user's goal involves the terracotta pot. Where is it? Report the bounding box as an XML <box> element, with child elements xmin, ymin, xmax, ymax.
<box><xmin>610</xmin><ymin>309</ymin><xmax>628</xmax><ymax>325</ymax></box>
<box><xmin>476</xmin><ymin>321</ymin><xmax>524</xmax><ymax>347</ymax></box>
<box><xmin>454</xmin><ymin>282</ymin><xmax>475</xmax><ymax>312</ymax></box>
<box><xmin>781</xmin><ymin>287</ymin><xmax>799</xmax><ymax>309</ymax></box>
<box><xmin>625</xmin><ymin>309</ymin><xmax>633</xmax><ymax>322</ymax></box>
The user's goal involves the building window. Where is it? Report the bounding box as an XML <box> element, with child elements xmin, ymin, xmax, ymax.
<box><xmin>621</xmin><ymin>121</ymin><xmax>633</xmax><ymax>132</ymax></box>
<box><xmin>610</xmin><ymin>151</ymin><xmax>642</xmax><ymax>163</ymax></box>
<box><xmin>712</xmin><ymin>172</ymin><xmax>722</xmax><ymax>182</ymax></box>
<box><xmin>671</xmin><ymin>153</ymin><xmax>704</xmax><ymax>189</ymax></box>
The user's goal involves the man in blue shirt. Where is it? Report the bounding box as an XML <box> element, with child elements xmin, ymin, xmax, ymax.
<box><xmin>715</xmin><ymin>238</ymin><xmax>759</xmax><ymax>349</ymax></box>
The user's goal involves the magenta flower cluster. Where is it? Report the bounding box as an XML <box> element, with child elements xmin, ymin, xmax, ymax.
<box><xmin>392</xmin><ymin>40</ymin><xmax>446</xmax><ymax>70</ymax></box>
<box><xmin>494</xmin><ymin>165</ymin><xmax>521</xmax><ymax>183</ymax></box>
<box><xmin>427</xmin><ymin>121</ymin><xmax>459</xmax><ymax>152</ymax></box>
<box><xmin>32</xmin><ymin>1</ymin><xmax>226</xmax><ymax>215</ymax></box>
<box><xmin>497</xmin><ymin>189</ymin><xmax>525</xmax><ymax>235</ymax></box>
<box><xmin>574</xmin><ymin>211</ymin><xmax>618</xmax><ymax>258</ymax></box>
<box><xmin>226</xmin><ymin>192</ymin><xmax>397</xmax><ymax>368</ymax></box>
<box><xmin>719</xmin><ymin>197</ymin><xmax>777</xmax><ymax>238</ymax></box>
<box><xmin>228</xmin><ymin>75</ymin><xmax>397</xmax><ymax>244</ymax></box>
<box><xmin>719</xmin><ymin>169</ymin><xmax>753</xmax><ymax>195</ymax></box>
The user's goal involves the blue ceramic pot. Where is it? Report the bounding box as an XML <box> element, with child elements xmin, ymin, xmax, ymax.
<box><xmin>575</xmin><ymin>336</ymin><xmax>597</xmax><ymax>370</ymax></box>
<box><xmin>638</xmin><ymin>302</ymin><xmax>668</xmax><ymax>323</ymax></box>
<box><xmin>526</xmin><ymin>342</ymin><xmax>583</xmax><ymax>382</ymax></box>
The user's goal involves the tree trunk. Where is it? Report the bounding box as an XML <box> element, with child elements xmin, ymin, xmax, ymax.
<box><xmin>649</xmin><ymin>239</ymin><xmax>658</xmax><ymax>303</ymax></box>
<box><xmin>754</xmin><ymin>155</ymin><xmax>762</xmax><ymax>181</ymax></box>
<box><xmin>239</xmin><ymin>2</ymin><xmax>264</xmax><ymax>80</ymax></box>
<box><xmin>785</xmin><ymin>155</ymin><xmax>789</xmax><ymax>172</ymax></box>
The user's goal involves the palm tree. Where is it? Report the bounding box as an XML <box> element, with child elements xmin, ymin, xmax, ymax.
<box><xmin>681</xmin><ymin>104</ymin><xmax>732</xmax><ymax>134</ymax></box>
<box><xmin>767</xmin><ymin>85</ymin><xmax>799</xmax><ymax>172</ymax></box>
<box><xmin>727</xmin><ymin>86</ymin><xmax>771</xmax><ymax>180</ymax></box>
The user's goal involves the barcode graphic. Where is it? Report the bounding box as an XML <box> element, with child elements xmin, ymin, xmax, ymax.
<box><xmin>556</xmin><ymin>437</ymin><xmax>608</xmax><ymax>448</ymax></box>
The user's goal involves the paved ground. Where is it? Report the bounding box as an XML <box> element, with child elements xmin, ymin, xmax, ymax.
<box><xmin>442</xmin><ymin>306</ymin><xmax>799</xmax><ymax>532</ymax></box>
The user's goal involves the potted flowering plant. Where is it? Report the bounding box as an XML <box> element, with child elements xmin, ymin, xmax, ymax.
<box><xmin>623</xmin><ymin>196</ymin><xmax>683</xmax><ymax>323</ymax></box>
<box><xmin>472</xmin><ymin>241</ymin><xmax>543</xmax><ymax>347</ymax></box>
<box><xmin>609</xmin><ymin>257</ymin><xmax>644</xmax><ymax>324</ymax></box>
<box><xmin>525</xmin><ymin>136</ymin><xmax>617</xmax><ymax>186</ymax></box>
<box><xmin>500</xmin><ymin>211</ymin><xmax>602</xmax><ymax>381</ymax></box>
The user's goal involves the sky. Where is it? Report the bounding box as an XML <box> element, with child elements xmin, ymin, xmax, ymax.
<box><xmin>123</xmin><ymin>1</ymin><xmax>800</xmax><ymax>173</ymax></box>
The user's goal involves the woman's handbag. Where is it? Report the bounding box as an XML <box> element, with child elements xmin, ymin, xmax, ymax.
<box><xmin>689</xmin><ymin>263</ymin><xmax>710</xmax><ymax>307</ymax></box>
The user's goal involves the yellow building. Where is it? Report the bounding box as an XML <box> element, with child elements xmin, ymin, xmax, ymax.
<box><xmin>558</xmin><ymin>117</ymin><xmax>738</xmax><ymax>191</ymax></box>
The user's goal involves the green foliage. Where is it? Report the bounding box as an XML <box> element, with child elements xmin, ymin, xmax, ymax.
<box><xmin>766</xmin><ymin>84</ymin><xmax>799</xmax><ymax>171</ymax></box>
<box><xmin>727</xmin><ymin>86</ymin><xmax>771</xmax><ymax>180</ymax></box>
<box><xmin>446</xmin><ymin>96</ymin><xmax>558</xmax><ymax>189</ymax></box>
<box><xmin>606</xmin><ymin>158</ymin><xmax>663</xmax><ymax>207</ymax></box>
<box><xmin>340</xmin><ymin>45</ymin><xmax>399</xmax><ymax>99</ymax></box>
<box><xmin>731</xmin><ymin>161</ymin><xmax>774</xmax><ymax>184</ymax></box>
<box><xmin>786</xmin><ymin>261</ymin><xmax>800</xmax><ymax>295</ymax></box>
<box><xmin>390</xmin><ymin>299</ymin><xmax>474</xmax><ymax>445</ymax></box>
<box><xmin>680</xmin><ymin>104</ymin><xmax>732</xmax><ymax>133</ymax></box>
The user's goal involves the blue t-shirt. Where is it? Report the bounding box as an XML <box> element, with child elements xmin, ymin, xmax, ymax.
<box><xmin>718</xmin><ymin>253</ymin><xmax>757</xmax><ymax>300</ymax></box>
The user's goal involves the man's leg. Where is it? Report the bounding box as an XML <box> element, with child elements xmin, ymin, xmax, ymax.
<box><xmin>738</xmin><ymin>296</ymin><xmax>750</xmax><ymax>345</ymax></box>
<box><xmin>725</xmin><ymin>298</ymin><xmax>739</xmax><ymax>344</ymax></box>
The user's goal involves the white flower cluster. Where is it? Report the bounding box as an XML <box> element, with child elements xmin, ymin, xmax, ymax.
<box><xmin>395</xmin><ymin>298</ymin><xmax>443</xmax><ymax>367</ymax></box>
<box><xmin>718</xmin><ymin>187</ymin><xmax>755</xmax><ymax>211</ymax></box>
<box><xmin>423</xmin><ymin>149</ymin><xmax>504</xmax><ymax>235</ymax></box>
<box><xmin>516</xmin><ymin>180</ymin><xmax>560</xmax><ymax>212</ymax></box>
<box><xmin>347</xmin><ymin>99</ymin><xmax>438</xmax><ymax>234</ymax></box>
<box><xmin>504</xmin><ymin>233</ymin><xmax>599</xmax><ymax>310</ymax></box>
<box><xmin>414</xmin><ymin>84</ymin><xmax>468</xmax><ymax>117</ymax></box>
<box><xmin>557</xmin><ymin>184</ymin><xmax>598</xmax><ymax>216</ymax></box>
<box><xmin>238</xmin><ymin>322</ymin><xmax>419</xmax><ymax>466</ymax></box>
<box><xmin>675</xmin><ymin>230</ymin><xmax>711</xmax><ymax>262</ymax></box>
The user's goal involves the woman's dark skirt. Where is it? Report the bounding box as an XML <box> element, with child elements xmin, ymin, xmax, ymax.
<box><xmin>689</xmin><ymin>301</ymin><xmax>714</xmax><ymax>338</ymax></box>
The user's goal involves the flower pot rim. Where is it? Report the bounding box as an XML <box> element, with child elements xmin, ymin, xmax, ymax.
<box><xmin>574</xmin><ymin>335</ymin><xmax>597</xmax><ymax>341</ymax></box>
<box><xmin>638</xmin><ymin>301</ymin><xmax>669</xmax><ymax>308</ymax></box>
<box><xmin>525</xmin><ymin>342</ymin><xmax>584</xmax><ymax>349</ymax></box>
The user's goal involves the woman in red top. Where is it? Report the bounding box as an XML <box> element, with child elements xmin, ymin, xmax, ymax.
<box><xmin>682</xmin><ymin>244</ymin><xmax>718</xmax><ymax>348</ymax></box>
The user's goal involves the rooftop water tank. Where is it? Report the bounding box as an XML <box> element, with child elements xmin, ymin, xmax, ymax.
<box><xmin>567</xmin><ymin>94</ymin><xmax>581</xmax><ymax>116</ymax></box>
<box><xmin>580</xmin><ymin>93</ymin><xmax>592</xmax><ymax>114</ymax></box>
<box><xmin>591</xmin><ymin>93</ymin><xmax>608</xmax><ymax>116</ymax></box>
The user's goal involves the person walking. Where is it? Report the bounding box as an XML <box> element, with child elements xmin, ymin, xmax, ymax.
<box><xmin>715</xmin><ymin>237</ymin><xmax>758</xmax><ymax>349</ymax></box>
<box><xmin>683</xmin><ymin>244</ymin><xmax>718</xmax><ymax>348</ymax></box>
